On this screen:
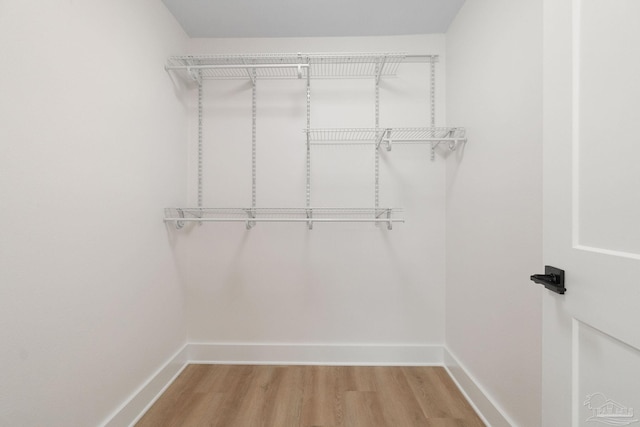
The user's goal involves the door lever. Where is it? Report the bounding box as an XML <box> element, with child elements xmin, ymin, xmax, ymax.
<box><xmin>530</xmin><ymin>266</ymin><xmax>566</xmax><ymax>294</ymax></box>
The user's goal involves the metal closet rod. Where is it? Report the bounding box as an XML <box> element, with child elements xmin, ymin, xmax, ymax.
<box><xmin>165</xmin><ymin>207</ymin><xmax>403</xmax><ymax>212</ymax></box>
<box><xmin>309</xmin><ymin>139</ymin><xmax>466</xmax><ymax>144</ymax></box>
<box><xmin>404</xmin><ymin>54</ymin><xmax>439</xmax><ymax>62</ymax></box>
<box><xmin>165</xmin><ymin>63</ymin><xmax>311</xmax><ymax>71</ymax></box>
<box><xmin>163</xmin><ymin>218</ymin><xmax>405</xmax><ymax>223</ymax></box>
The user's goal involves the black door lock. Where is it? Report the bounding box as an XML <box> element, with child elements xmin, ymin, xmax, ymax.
<box><xmin>530</xmin><ymin>266</ymin><xmax>566</xmax><ymax>294</ymax></box>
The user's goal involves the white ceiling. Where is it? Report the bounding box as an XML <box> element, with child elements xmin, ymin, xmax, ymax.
<box><xmin>161</xmin><ymin>0</ymin><xmax>466</xmax><ymax>38</ymax></box>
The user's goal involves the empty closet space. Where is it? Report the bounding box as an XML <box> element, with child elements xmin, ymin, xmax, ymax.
<box><xmin>171</xmin><ymin>37</ymin><xmax>453</xmax><ymax>347</ymax></box>
<box><xmin>136</xmin><ymin>365</ymin><xmax>484</xmax><ymax>427</ymax></box>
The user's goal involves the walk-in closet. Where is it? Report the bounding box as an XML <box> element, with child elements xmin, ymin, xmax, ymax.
<box><xmin>6</xmin><ymin>0</ymin><xmax>638</xmax><ymax>426</ymax></box>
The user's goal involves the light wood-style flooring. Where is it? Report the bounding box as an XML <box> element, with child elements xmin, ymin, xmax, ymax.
<box><xmin>136</xmin><ymin>365</ymin><xmax>485</xmax><ymax>427</ymax></box>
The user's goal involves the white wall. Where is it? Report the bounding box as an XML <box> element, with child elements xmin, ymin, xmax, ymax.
<box><xmin>445</xmin><ymin>1</ymin><xmax>543</xmax><ymax>426</ymax></box>
<box><xmin>183</xmin><ymin>36</ymin><xmax>448</xmax><ymax>354</ymax></box>
<box><xmin>0</xmin><ymin>1</ymin><xmax>544</xmax><ymax>422</ymax></box>
<box><xmin>0</xmin><ymin>2</ymin><xmax>188</xmax><ymax>426</ymax></box>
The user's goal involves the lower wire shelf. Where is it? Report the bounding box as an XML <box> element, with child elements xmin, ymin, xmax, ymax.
<box><xmin>164</xmin><ymin>207</ymin><xmax>404</xmax><ymax>230</ymax></box>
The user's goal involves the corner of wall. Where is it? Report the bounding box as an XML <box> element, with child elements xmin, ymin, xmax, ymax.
<box><xmin>444</xmin><ymin>348</ymin><xmax>515</xmax><ymax>427</ymax></box>
<box><xmin>101</xmin><ymin>345</ymin><xmax>190</xmax><ymax>427</ymax></box>
<box><xmin>444</xmin><ymin>0</ymin><xmax>543</xmax><ymax>425</ymax></box>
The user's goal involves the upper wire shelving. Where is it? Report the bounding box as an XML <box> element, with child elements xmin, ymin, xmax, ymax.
<box><xmin>165</xmin><ymin>53</ymin><xmax>435</xmax><ymax>82</ymax></box>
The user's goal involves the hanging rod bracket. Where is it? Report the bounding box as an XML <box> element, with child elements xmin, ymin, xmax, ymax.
<box><xmin>306</xmin><ymin>209</ymin><xmax>313</xmax><ymax>230</ymax></box>
<box><xmin>376</xmin><ymin>208</ymin><xmax>394</xmax><ymax>230</ymax></box>
<box><xmin>175</xmin><ymin>208</ymin><xmax>185</xmax><ymax>229</ymax></box>
<box><xmin>245</xmin><ymin>209</ymin><xmax>256</xmax><ymax>230</ymax></box>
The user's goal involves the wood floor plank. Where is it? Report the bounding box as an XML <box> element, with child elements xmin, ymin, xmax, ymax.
<box><xmin>350</xmin><ymin>366</ymin><xmax>378</xmax><ymax>392</ymax></box>
<box><xmin>300</xmin><ymin>366</ymin><xmax>346</xmax><ymax>426</ymax></box>
<box><xmin>402</xmin><ymin>367</ymin><xmax>485</xmax><ymax>427</ymax></box>
<box><xmin>343</xmin><ymin>391</ymin><xmax>387</xmax><ymax>427</ymax></box>
<box><xmin>374</xmin><ymin>366</ymin><xmax>432</xmax><ymax>427</ymax></box>
<box><xmin>135</xmin><ymin>365</ymin><xmax>485</xmax><ymax>427</ymax></box>
<box><xmin>206</xmin><ymin>365</ymin><xmax>259</xmax><ymax>427</ymax></box>
<box><xmin>261</xmin><ymin>366</ymin><xmax>305</xmax><ymax>426</ymax></box>
<box><xmin>174</xmin><ymin>392</ymin><xmax>225</xmax><ymax>427</ymax></box>
<box><xmin>216</xmin><ymin>365</ymin><xmax>279</xmax><ymax>427</ymax></box>
<box><xmin>135</xmin><ymin>365</ymin><xmax>211</xmax><ymax>427</ymax></box>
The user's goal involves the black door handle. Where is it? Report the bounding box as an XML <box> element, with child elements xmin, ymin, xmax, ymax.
<box><xmin>530</xmin><ymin>266</ymin><xmax>566</xmax><ymax>294</ymax></box>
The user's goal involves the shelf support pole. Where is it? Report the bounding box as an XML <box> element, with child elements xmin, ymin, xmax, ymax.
<box><xmin>197</xmin><ymin>73</ymin><xmax>203</xmax><ymax>208</ymax></box>
<box><xmin>252</xmin><ymin>70</ymin><xmax>257</xmax><ymax>208</ymax></box>
<box><xmin>306</xmin><ymin>58</ymin><xmax>312</xmax><ymax>229</ymax></box>
<box><xmin>250</xmin><ymin>68</ymin><xmax>257</xmax><ymax>229</ymax></box>
<box><xmin>374</xmin><ymin>63</ymin><xmax>380</xmax><ymax>213</ymax></box>
<box><xmin>430</xmin><ymin>58</ymin><xmax>436</xmax><ymax>128</ymax></box>
<box><xmin>430</xmin><ymin>58</ymin><xmax>436</xmax><ymax>161</ymax></box>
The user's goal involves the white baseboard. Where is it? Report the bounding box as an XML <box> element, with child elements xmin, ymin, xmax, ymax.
<box><xmin>102</xmin><ymin>343</ymin><xmax>516</xmax><ymax>427</ymax></box>
<box><xmin>444</xmin><ymin>348</ymin><xmax>515</xmax><ymax>427</ymax></box>
<box><xmin>188</xmin><ymin>342</ymin><xmax>444</xmax><ymax>366</ymax></box>
<box><xmin>101</xmin><ymin>344</ymin><xmax>189</xmax><ymax>427</ymax></box>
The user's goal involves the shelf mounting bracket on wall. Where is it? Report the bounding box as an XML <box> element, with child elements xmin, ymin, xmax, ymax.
<box><xmin>188</xmin><ymin>68</ymin><xmax>202</xmax><ymax>85</ymax></box>
<box><xmin>175</xmin><ymin>208</ymin><xmax>185</xmax><ymax>229</ymax></box>
<box><xmin>184</xmin><ymin>58</ymin><xmax>201</xmax><ymax>85</ymax></box>
<box><xmin>242</xmin><ymin>58</ymin><xmax>257</xmax><ymax>85</ymax></box>
<box><xmin>375</xmin><ymin>56</ymin><xmax>387</xmax><ymax>85</ymax></box>
<box><xmin>375</xmin><ymin>129</ymin><xmax>393</xmax><ymax>152</ymax></box>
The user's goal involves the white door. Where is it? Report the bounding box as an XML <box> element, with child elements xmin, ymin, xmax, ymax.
<box><xmin>542</xmin><ymin>0</ymin><xmax>640</xmax><ymax>426</ymax></box>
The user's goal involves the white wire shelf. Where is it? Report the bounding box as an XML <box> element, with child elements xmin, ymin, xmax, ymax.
<box><xmin>164</xmin><ymin>207</ymin><xmax>404</xmax><ymax>230</ymax></box>
<box><xmin>165</xmin><ymin>53</ymin><xmax>437</xmax><ymax>81</ymax></box>
<box><xmin>306</xmin><ymin>127</ymin><xmax>467</xmax><ymax>150</ymax></box>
